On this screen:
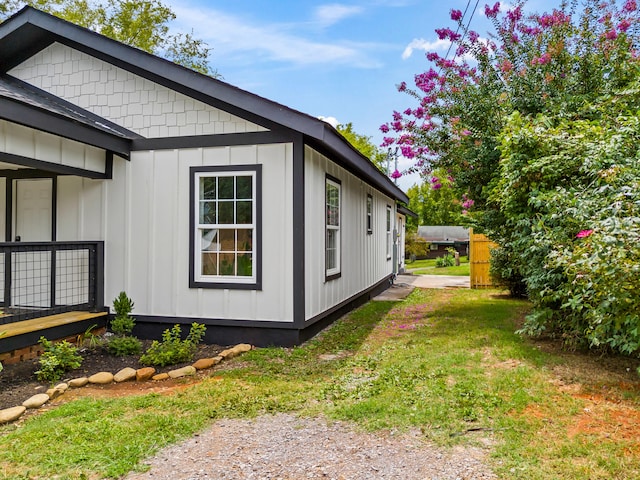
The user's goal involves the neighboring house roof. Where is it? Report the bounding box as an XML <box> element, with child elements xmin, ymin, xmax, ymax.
<box><xmin>417</xmin><ymin>226</ymin><xmax>469</xmax><ymax>243</ymax></box>
<box><xmin>0</xmin><ymin>6</ymin><xmax>408</xmax><ymax>203</ymax></box>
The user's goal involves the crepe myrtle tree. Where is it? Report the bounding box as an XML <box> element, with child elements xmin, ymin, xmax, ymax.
<box><xmin>382</xmin><ymin>0</ymin><xmax>640</xmax><ymax>354</ymax></box>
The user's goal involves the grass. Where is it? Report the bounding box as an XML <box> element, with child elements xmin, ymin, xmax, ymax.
<box><xmin>406</xmin><ymin>256</ymin><xmax>470</xmax><ymax>276</ymax></box>
<box><xmin>1</xmin><ymin>289</ymin><xmax>639</xmax><ymax>479</ymax></box>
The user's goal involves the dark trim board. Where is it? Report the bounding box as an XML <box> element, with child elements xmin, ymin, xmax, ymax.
<box><xmin>131</xmin><ymin>275</ymin><xmax>393</xmax><ymax>347</ymax></box>
<box><xmin>0</xmin><ymin>151</ymin><xmax>112</xmax><ymax>179</ymax></box>
<box><xmin>131</xmin><ymin>130</ymin><xmax>296</xmax><ymax>151</ymax></box>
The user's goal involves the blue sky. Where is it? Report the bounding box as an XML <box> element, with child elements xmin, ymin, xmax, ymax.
<box><xmin>168</xmin><ymin>0</ymin><xmax>559</xmax><ymax>190</ymax></box>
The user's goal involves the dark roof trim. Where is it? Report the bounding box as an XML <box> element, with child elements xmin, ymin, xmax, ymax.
<box><xmin>397</xmin><ymin>204</ymin><xmax>418</xmax><ymax>218</ymax></box>
<box><xmin>0</xmin><ymin>7</ymin><xmax>408</xmax><ymax>202</ymax></box>
<box><xmin>131</xmin><ymin>130</ymin><xmax>296</xmax><ymax>151</ymax></box>
<box><xmin>0</xmin><ymin>97</ymin><xmax>132</xmax><ymax>159</ymax></box>
<box><xmin>0</xmin><ymin>150</ymin><xmax>111</xmax><ymax>179</ymax></box>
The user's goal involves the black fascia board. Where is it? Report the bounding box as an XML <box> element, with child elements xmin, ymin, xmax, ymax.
<box><xmin>0</xmin><ymin>7</ymin><xmax>408</xmax><ymax>202</ymax></box>
<box><xmin>0</xmin><ymin>97</ymin><xmax>131</xmax><ymax>159</ymax></box>
<box><xmin>397</xmin><ymin>204</ymin><xmax>418</xmax><ymax>218</ymax></box>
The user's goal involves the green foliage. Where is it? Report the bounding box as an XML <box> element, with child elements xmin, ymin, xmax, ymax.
<box><xmin>111</xmin><ymin>291</ymin><xmax>135</xmax><ymax>335</ymax></box>
<box><xmin>406</xmin><ymin>169</ymin><xmax>462</xmax><ymax>230</ymax></box>
<box><xmin>404</xmin><ymin>232</ymin><xmax>429</xmax><ymax>261</ymax></box>
<box><xmin>0</xmin><ymin>330</ymin><xmax>4</xmax><ymax>373</ymax></box>
<box><xmin>435</xmin><ymin>253</ymin><xmax>455</xmax><ymax>268</ymax></box>
<box><xmin>140</xmin><ymin>323</ymin><xmax>206</xmax><ymax>367</ymax></box>
<box><xmin>35</xmin><ymin>336</ymin><xmax>83</xmax><ymax>384</ymax></box>
<box><xmin>0</xmin><ymin>0</ymin><xmax>217</xmax><ymax>76</ymax></box>
<box><xmin>494</xmin><ymin>77</ymin><xmax>640</xmax><ymax>354</ymax></box>
<box><xmin>489</xmin><ymin>246</ymin><xmax>527</xmax><ymax>297</ymax></box>
<box><xmin>107</xmin><ymin>335</ymin><xmax>142</xmax><ymax>356</ymax></box>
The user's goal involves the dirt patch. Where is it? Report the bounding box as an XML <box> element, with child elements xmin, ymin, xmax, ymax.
<box><xmin>0</xmin><ymin>340</ymin><xmax>225</xmax><ymax>410</ymax></box>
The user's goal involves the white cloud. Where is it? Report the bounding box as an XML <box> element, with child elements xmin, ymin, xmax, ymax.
<box><xmin>314</xmin><ymin>4</ymin><xmax>364</xmax><ymax>27</ymax></box>
<box><xmin>318</xmin><ymin>116</ymin><xmax>340</xmax><ymax>127</ymax></box>
<box><xmin>171</xmin><ymin>5</ymin><xmax>378</xmax><ymax>68</ymax></box>
<box><xmin>401</xmin><ymin>38</ymin><xmax>450</xmax><ymax>59</ymax></box>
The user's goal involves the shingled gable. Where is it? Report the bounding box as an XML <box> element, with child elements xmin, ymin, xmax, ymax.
<box><xmin>0</xmin><ymin>6</ymin><xmax>408</xmax><ymax>203</ymax></box>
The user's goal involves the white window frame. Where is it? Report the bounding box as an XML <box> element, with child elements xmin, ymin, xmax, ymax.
<box><xmin>326</xmin><ymin>177</ymin><xmax>341</xmax><ymax>279</ymax></box>
<box><xmin>191</xmin><ymin>166</ymin><xmax>260</xmax><ymax>289</ymax></box>
<box><xmin>386</xmin><ymin>205</ymin><xmax>392</xmax><ymax>260</ymax></box>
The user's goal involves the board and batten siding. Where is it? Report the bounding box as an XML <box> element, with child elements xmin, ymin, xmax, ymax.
<box><xmin>0</xmin><ymin>120</ymin><xmax>106</xmax><ymax>174</ymax></box>
<box><xmin>56</xmin><ymin>143</ymin><xmax>295</xmax><ymax>323</ymax></box>
<box><xmin>9</xmin><ymin>43</ymin><xmax>268</xmax><ymax>138</ymax></box>
<box><xmin>304</xmin><ymin>146</ymin><xmax>394</xmax><ymax>321</ymax></box>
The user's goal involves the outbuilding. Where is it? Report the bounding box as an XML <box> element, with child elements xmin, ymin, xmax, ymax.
<box><xmin>0</xmin><ymin>7</ymin><xmax>409</xmax><ymax>349</ymax></box>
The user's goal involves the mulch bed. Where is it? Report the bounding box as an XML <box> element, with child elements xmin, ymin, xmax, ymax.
<box><xmin>0</xmin><ymin>340</ymin><xmax>225</xmax><ymax>410</ymax></box>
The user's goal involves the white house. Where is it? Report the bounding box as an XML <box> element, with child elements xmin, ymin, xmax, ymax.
<box><xmin>0</xmin><ymin>7</ymin><xmax>409</xmax><ymax>349</ymax></box>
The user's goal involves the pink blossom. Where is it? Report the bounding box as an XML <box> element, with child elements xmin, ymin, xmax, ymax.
<box><xmin>426</xmin><ymin>52</ymin><xmax>440</xmax><ymax>62</ymax></box>
<box><xmin>604</xmin><ymin>29</ymin><xmax>618</xmax><ymax>40</ymax></box>
<box><xmin>484</xmin><ymin>2</ymin><xmax>501</xmax><ymax>19</ymax></box>
<box><xmin>456</xmin><ymin>45</ymin><xmax>468</xmax><ymax>57</ymax></box>
<box><xmin>432</xmin><ymin>183</ymin><xmax>442</xmax><ymax>190</ymax></box>
<box><xmin>398</xmin><ymin>81</ymin><xmax>407</xmax><ymax>92</ymax></box>
<box><xmin>404</xmin><ymin>108</ymin><xmax>412</xmax><ymax>115</ymax></box>
<box><xmin>390</xmin><ymin>169</ymin><xmax>402</xmax><ymax>179</ymax></box>
<box><xmin>430</xmin><ymin>176</ymin><xmax>439</xmax><ymax>183</ymax></box>
<box><xmin>391</xmin><ymin>121</ymin><xmax>403</xmax><ymax>132</ymax></box>
<box><xmin>623</xmin><ymin>0</ymin><xmax>637</xmax><ymax>12</ymax></box>
<box><xmin>461</xmin><ymin>129</ymin><xmax>472</xmax><ymax>136</ymax></box>
<box><xmin>379</xmin><ymin>124</ymin><xmax>390</xmax><ymax>133</ymax></box>
<box><xmin>392</xmin><ymin>111</ymin><xmax>402</xmax><ymax>121</ymax></box>
<box><xmin>435</xmin><ymin>27</ymin><xmax>462</xmax><ymax>42</ymax></box>
<box><xmin>450</xmin><ymin>9</ymin><xmax>463</xmax><ymax>21</ymax></box>
<box><xmin>500</xmin><ymin>59</ymin><xmax>514</xmax><ymax>72</ymax></box>
<box><xmin>400</xmin><ymin>145</ymin><xmax>415</xmax><ymax>158</ymax></box>
<box><xmin>576</xmin><ymin>229</ymin><xmax>594</xmax><ymax>238</ymax></box>
<box><xmin>618</xmin><ymin>19</ymin><xmax>632</xmax><ymax>32</ymax></box>
<box><xmin>381</xmin><ymin>137</ymin><xmax>395</xmax><ymax>147</ymax></box>
<box><xmin>462</xmin><ymin>198</ymin><xmax>474</xmax><ymax>209</ymax></box>
<box><xmin>468</xmin><ymin>31</ymin><xmax>480</xmax><ymax>43</ymax></box>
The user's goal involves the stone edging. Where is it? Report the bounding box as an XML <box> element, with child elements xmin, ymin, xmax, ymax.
<box><xmin>0</xmin><ymin>343</ymin><xmax>253</xmax><ymax>425</ymax></box>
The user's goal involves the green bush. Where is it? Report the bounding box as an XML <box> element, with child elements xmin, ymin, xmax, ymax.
<box><xmin>140</xmin><ymin>323</ymin><xmax>206</xmax><ymax>367</ymax></box>
<box><xmin>35</xmin><ymin>337</ymin><xmax>83</xmax><ymax>384</ymax></box>
<box><xmin>435</xmin><ymin>253</ymin><xmax>455</xmax><ymax>268</ymax></box>
<box><xmin>107</xmin><ymin>335</ymin><xmax>142</xmax><ymax>356</ymax></box>
<box><xmin>111</xmin><ymin>291</ymin><xmax>135</xmax><ymax>335</ymax></box>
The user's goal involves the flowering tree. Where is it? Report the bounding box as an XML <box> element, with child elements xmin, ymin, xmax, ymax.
<box><xmin>383</xmin><ymin>0</ymin><xmax>640</xmax><ymax>354</ymax></box>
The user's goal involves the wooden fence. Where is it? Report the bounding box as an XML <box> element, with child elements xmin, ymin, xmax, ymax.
<box><xmin>469</xmin><ymin>229</ymin><xmax>497</xmax><ymax>289</ymax></box>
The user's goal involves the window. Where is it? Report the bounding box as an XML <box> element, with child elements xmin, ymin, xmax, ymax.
<box><xmin>326</xmin><ymin>176</ymin><xmax>341</xmax><ymax>279</ymax></box>
<box><xmin>386</xmin><ymin>205</ymin><xmax>392</xmax><ymax>260</ymax></box>
<box><xmin>366</xmin><ymin>194</ymin><xmax>373</xmax><ymax>234</ymax></box>
<box><xmin>190</xmin><ymin>165</ymin><xmax>261</xmax><ymax>289</ymax></box>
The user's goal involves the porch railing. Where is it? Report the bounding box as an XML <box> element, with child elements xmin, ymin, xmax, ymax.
<box><xmin>0</xmin><ymin>241</ymin><xmax>104</xmax><ymax>324</ymax></box>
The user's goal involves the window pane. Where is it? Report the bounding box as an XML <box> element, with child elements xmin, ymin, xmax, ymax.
<box><xmin>236</xmin><ymin>176</ymin><xmax>252</xmax><ymax>199</ymax></box>
<box><xmin>218</xmin><ymin>176</ymin><xmax>234</xmax><ymax>199</ymax></box>
<box><xmin>200</xmin><ymin>201</ymin><xmax>216</xmax><ymax>224</ymax></box>
<box><xmin>236</xmin><ymin>201</ymin><xmax>252</xmax><ymax>224</ymax></box>
<box><xmin>219</xmin><ymin>229</ymin><xmax>235</xmax><ymax>251</ymax></box>
<box><xmin>200</xmin><ymin>177</ymin><xmax>216</xmax><ymax>200</ymax></box>
<box><xmin>327</xmin><ymin>205</ymin><xmax>339</xmax><ymax>226</ymax></box>
<box><xmin>237</xmin><ymin>254</ymin><xmax>252</xmax><ymax>276</ymax></box>
<box><xmin>202</xmin><ymin>252</ymin><xmax>218</xmax><ymax>275</ymax></box>
<box><xmin>219</xmin><ymin>253</ymin><xmax>235</xmax><ymax>276</ymax></box>
<box><xmin>219</xmin><ymin>201</ymin><xmax>234</xmax><ymax>224</ymax></box>
<box><xmin>237</xmin><ymin>229</ymin><xmax>253</xmax><ymax>252</ymax></box>
<box><xmin>326</xmin><ymin>229</ymin><xmax>337</xmax><ymax>270</ymax></box>
<box><xmin>201</xmin><ymin>229</ymin><xmax>219</xmax><ymax>252</ymax></box>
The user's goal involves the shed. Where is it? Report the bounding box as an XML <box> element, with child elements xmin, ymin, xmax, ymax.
<box><xmin>0</xmin><ymin>6</ymin><xmax>409</xmax><ymax>350</ymax></box>
<box><xmin>417</xmin><ymin>226</ymin><xmax>469</xmax><ymax>259</ymax></box>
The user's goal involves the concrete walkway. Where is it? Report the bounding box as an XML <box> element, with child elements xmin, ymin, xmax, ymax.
<box><xmin>373</xmin><ymin>274</ymin><xmax>469</xmax><ymax>301</ymax></box>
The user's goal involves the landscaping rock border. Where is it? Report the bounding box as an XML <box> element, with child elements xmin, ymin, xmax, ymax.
<box><xmin>0</xmin><ymin>343</ymin><xmax>253</xmax><ymax>425</ymax></box>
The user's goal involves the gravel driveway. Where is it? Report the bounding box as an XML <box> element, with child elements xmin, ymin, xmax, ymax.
<box><xmin>124</xmin><ymin>413</ymin><xmax>496</xmax><ymax>480</ymax></box>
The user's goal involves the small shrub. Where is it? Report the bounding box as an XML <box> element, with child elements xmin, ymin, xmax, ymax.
<box><xmin>107</xmin><ymin>335</ymin><xmax>142</xmax><ymax>356</ymax></box>
<box><xmin>435</xmin><ymin>253</ymin><xmax>455</xmax><ymax>268</ymax></box>
<box><xmin>111</xmin><ymin>291</ymin><xmax>135</xmax><ymax>335</ymax></box>
<box><xmin>77</xmin><ymin>324</ymin><xmax>103</xmax><ymax>350</ymax></box>
<box><xmin>35</xmin><ymin>337</ymin><xmax>83</xmax><ymax>384</ymax></box>
<box><xmin>140</xmin><ymin>323</ymin><xmax>206</xmax><ymax>367</ymax></box>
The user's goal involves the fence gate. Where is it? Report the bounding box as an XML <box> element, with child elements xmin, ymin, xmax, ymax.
<box><xmin>469</xmin><ymin>229</ymin><xmax>496</xmax><ymax>289</ymax></box>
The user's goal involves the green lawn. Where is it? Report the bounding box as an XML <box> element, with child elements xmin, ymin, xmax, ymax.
<box><xmin>1</xmin><ymin>288</ymin><xmax>639</xmax><ymax>479</ymax></box>
<box><xmin>406</xmin><ymin>257</ymin><xmax>470</xmax><ymax>276</ymax></box>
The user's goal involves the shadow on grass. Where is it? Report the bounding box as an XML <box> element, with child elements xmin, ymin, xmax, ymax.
<box><xmin>229</xmin><ymin>300</ymin><xmax>398</xmax><ymax>379</ymax></box>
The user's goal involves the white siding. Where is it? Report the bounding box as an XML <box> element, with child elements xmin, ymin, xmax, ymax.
<box><xmin>0</xmin><ymin>120</ymin><xmax>107</xmax><ymax>174</ymax></box>
<box><xmin>58</xmin><ymin>144</ymin><xmax>295</xmax><ymax>322</ymax></box>
<box><xmin>9</xmin><ymin>43</ymin><xmax>268</xmax><ymax>138</ymax></box>
<box><xmin>304</xmin><ymin>146</ymin><xmax>394</xmax><ymax>321</ymax></box>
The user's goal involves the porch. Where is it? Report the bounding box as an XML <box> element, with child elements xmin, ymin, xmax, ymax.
<box><xmin>0</xmin><ymin>240</ymin><xmax>107</xmax><ymax>357</ymax></box>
